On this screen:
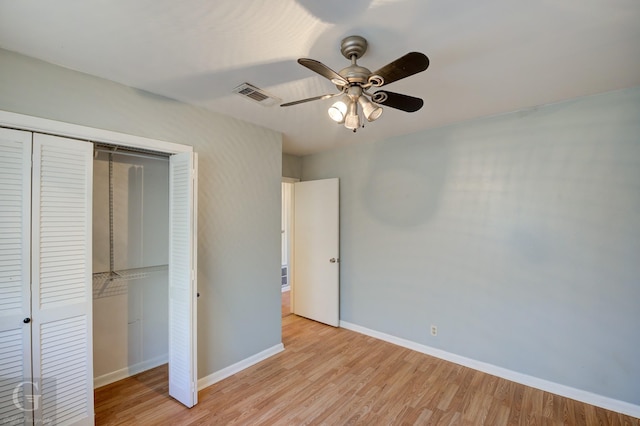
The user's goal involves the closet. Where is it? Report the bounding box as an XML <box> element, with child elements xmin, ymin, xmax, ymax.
<box><xmin>0</xmin><ymin>115</ymin><xmax>198</xmax><ymax>425</ymax></box>
<box><xmin>92</xmin><ymin>148</ymin><xmax>170</xmax><ymax>386</ymax></box>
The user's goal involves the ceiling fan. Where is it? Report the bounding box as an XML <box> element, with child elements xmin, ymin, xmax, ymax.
<box><xmin>281</xmin><ymin>35</ymin><xmax>429</xmax><ymax>132</ymax></box>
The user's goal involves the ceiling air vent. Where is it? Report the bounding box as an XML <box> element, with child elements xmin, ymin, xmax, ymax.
<box><xmin>233</xmin><ymin>83</ymin><xmax>281</xmax><ymax>107</ymax></box>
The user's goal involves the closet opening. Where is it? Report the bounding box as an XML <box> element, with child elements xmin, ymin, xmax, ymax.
<box><xmin>92</xmin><ymin>145</ymin><xmax>171</xmax><ymax>389</ymax></box>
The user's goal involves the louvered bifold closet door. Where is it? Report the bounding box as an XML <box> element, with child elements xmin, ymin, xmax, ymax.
<box><xmin>0</xmin><ymin>128</ymin><xmax>33</xmax><ymax>421</ymax></box>
<box><xmin>31</xmin><ymin>134</ymin><xmax>94</xmax><ymax>426</ymax></box>
<box><xmin>168</xmin><ymin>152</ymin><xmax>198</xmax><ymax>408</ymax></box>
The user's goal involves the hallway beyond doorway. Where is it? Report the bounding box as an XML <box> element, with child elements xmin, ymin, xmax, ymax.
<box><xmin>282</xmin><ymin>290</ymin><xmax>291</xmax><ymax>318</ymax></box>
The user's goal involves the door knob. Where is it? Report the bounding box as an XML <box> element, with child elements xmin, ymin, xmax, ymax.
<box><xmin>23</xmin><ymin>318</ymin><xmax>31</xmax><ymax>324</ymax></box>
<box><xmin>329</xmin><ymin>258</ymin><xmax>339</xmax><ymax>263</ymax></box>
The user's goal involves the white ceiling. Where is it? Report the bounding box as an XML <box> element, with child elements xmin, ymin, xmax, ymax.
<box><xmin>1</xmin><ymin>0</ymin><xmax>639</xmax><ymax>155</ymax></box>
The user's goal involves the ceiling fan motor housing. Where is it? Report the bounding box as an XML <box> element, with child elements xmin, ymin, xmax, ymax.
<box><xmin>338</xmin><ymin>64</ymin><xmax>372</xmax><ymax>85</ymax></box>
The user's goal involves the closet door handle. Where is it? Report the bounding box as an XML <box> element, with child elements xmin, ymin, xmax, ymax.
<box><xmin>23</xmin><ymin>318</ymin><xmax>31</xmax><ymax>324</ymax></box>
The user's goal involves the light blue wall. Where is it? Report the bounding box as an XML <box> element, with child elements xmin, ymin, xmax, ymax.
<box><xmin>0</xmin><ymin>48</ymin><xmax>283</xmax><ymax>379</ymax></box>
<box><xmin>302</xmin><ymin>87</ymin><xmax>640</xmax><ymax>405</ymax></box>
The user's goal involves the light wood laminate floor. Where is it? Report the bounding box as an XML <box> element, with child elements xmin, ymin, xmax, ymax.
<box><xmin>282</xmin><ymin>289</ymin><xmax>291</xmax><ymax>318</ymax></box>
<box><xmin>95</xmin><ymin>314</ymin><xmax>638</xmax><ymax>425</ymax></box>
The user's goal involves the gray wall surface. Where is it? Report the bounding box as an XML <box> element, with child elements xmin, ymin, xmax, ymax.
<box><xmin>301</xmin><ymin>87</ymin><xmax>640</xmax><ymax>405</ymax></box>
<box><xmin>0</xmin><ymin>48</ymin><xmax>283</xmax><ymax>379</ymax></box>
<box><xmin>282</xmin><ymin>153</ymin><xmax>302</xmax><ymax>179</ymax></box>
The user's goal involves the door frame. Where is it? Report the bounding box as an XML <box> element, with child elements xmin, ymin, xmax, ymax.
<box><xmin>0</xmin><ymin>111</ymin><xmax>191</xmax><ymax>155</ymax></box>
<box><xmin>0</xmin><ymin>110</ymin><xmax>198</xmax><ymax>403</ymax></box>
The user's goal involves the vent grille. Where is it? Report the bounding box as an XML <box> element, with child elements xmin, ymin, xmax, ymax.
<box><xmin>233</xmin><ymin>83</ymin><xmax>281</xmax><ymax>106</ymax></box>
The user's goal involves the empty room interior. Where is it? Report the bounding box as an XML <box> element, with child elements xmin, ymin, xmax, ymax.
<box><xmin>0</xmin><ymin>1</ymin><xmax>639</xmax><ymax>424</ymax></box>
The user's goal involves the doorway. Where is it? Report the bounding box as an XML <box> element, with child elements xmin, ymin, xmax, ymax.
<box><xmin>281</xmin><ymin>178</ymin><xmax>340</xmax><ymax>327</ymax></box>
<box><xmin>281</xmin><ymin>179</ymin><xmax>297</xmax><ymax>318</ymax></box>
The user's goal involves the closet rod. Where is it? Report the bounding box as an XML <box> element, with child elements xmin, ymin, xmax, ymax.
<box><xmin>94</xmin><ymin>144</ymin><xmax>169</xmax><ymax>161</ymax></box>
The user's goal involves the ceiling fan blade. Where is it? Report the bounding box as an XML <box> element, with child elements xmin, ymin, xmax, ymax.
<box><xmin>372</xmin><ymin>90</ymin><xmax>424</xmax><ymax>112</ymax></box>
<box><xmin>298</xmin><ymin>58</ymin><xmax>348</xmax><ymax>86</ymax></box>
<box><xmin>372</xmin><ymin>52</ymin><xmax>429</xmax><ymax>87</ymax></box>
<box><xmin>280</xmin><ymin>93</ymin><xmax>341</xmax><ymax>107</ymax></box>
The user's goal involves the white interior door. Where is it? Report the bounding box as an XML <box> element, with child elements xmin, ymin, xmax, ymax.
<box><xmin>168</xmin><ymin>152</ymin><xmax>198</xmax><ymax>408</ymax></box>
<box><xmin>293</xmin><ymin>178</ymin><xmax>340</xmax><ymax>327</ymax></box>
<box><xmin>0</xmin><ymin>128</ymin><xmax>33</xmax><ymax>420</ymax></box>
<box><xmin>31</xmin><ymin>133</ymin><xmax>94</xmax><ymax>425</ymax></box>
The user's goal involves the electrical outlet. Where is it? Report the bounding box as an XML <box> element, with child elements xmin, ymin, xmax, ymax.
<box><xmin>430</xmin><ymin>325</ymin><xmax>438</xmax><ymax>336</ymax></box>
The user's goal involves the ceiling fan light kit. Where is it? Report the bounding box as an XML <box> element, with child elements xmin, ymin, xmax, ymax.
<box><xmin>344</xmin><ymin>101</ymin><xmax>360</xmax><ymax>130</ymax></box>
<box><xmin>281</xmin><ymin>35</ymin><xmax>429</xmax><ymax>133</ymax></box>
<box><xmin>328</xmin><ymin>99</ymin><xmax>348</xmax><ymax>123</ymax></box>
<box><xmin>358</xmin><ymin>95</ymin><xmax>383</xmax><ymax>122</ymax></box>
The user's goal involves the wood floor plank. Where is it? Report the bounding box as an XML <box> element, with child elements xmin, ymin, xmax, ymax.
<box><xmin>95</xmin><ymin>314</ymin><xmax>640</xmax><ymax>425</ymax></box>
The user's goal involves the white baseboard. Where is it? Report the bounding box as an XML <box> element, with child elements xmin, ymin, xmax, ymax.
<box><xmin>339</xmin><ymin>320</ymin><xmax>640</xmax><ymax>419</ymax></box>
<box><xmin>93</xmin><ymin>354</ymin><xmax>168</xmax><ymax>389</ymax></box>
<box><xmin>197</xmin><ymin>343</ymin><xmax>285</xmax><ymax>391</ymax></box>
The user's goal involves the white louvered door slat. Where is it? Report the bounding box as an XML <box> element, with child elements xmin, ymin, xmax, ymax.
<box><xmin>168</xmin><ymin>152</ymin><xmax>198</xmax><ymax>408</ymax></box>
<box><xmin>31</xmin><ymin>133</ymin><xmax>94</xmax><ymax>426</ymax></box>
<box><xmin>0</xmin><ymin>128</ymin><xmax>33</xmax><ymax>421</ymax></box>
